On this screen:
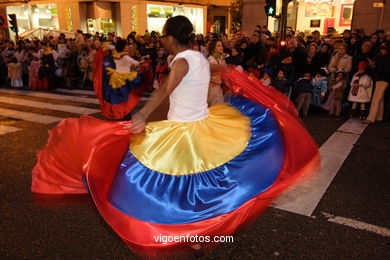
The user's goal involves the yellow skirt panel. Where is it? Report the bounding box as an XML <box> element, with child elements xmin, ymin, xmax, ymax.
<box><xmin>129</xmin><ymin>103</ymin><xmax>251</xmax><ymax>175</ymax></box>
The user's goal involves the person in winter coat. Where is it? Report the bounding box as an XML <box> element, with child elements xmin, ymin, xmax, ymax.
<box><xmin>271</xmin><ymin>69</ymin><xmax>290</xmax><ymax>96</ymax></box>
<box><xmin>328</xmin><ymin>43</ymin><xmax>352</xmax><ymax>74</ymax></box>
<box><xmin>348</xmin><ymin>61</ymin><xmax>373</xmax><ymax>119</ymax></box>
<box><xmin>311</xmin><ymin>69</ymin><xmax>328</xmax><ymax>107</ymax></box>
<box><xmin>322</xmin><ymin>71</ymin><xmax>347</xmax><ymax>116</ymax></box>
<box><xmin>294</xmin><ymin>71</ymin><xmax>313</xmax><ymax>116</ymax></box>
<box><xmin>311</xmin><ymin>43</ymin><xmax>331</xmax><ymax>75</ymax></box>
<box><xmin>7</xmin><ymin>57</ymin><xmax>23</xmax><ymax>88</ymax></box>
<box><xmin>363</xmin><ymin>42</ymin><xmax>390</xmax><ymax>123</ymax></box>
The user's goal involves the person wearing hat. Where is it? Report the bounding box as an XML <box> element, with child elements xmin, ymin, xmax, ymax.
<box><xmin>348</xmin><ymin>60</ymin><xmax>373</xmax><ymax>119</ymax></box>
<box><xmin>363</xmin><ymin>42</ymin><xmax>390</xmax><ymax>123</ymax></box>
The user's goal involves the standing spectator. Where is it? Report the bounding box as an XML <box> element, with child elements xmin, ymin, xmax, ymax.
<box><xmin>207</xmin><ymin>39</ymin><xmax>226</xmax><ymax>106</ymax></box>
<box><xmin>364</xmin><ymin>42</ymin><xmax>390</xmax><ymax>124</ymax></box>
<box><xmin>375</xmin><ymin>30</ymin><xmax>386</xmax><ymax>44</ymax></box>
<box><xmin>348</xmin><ymin>34</ymin><xmax>359</xmax><ymax>56</ymax></box>
<box><xmin>348</xmin><ymin>61</ymin><xmax>373</xmax><ymax>119</ymax></box>
<box><xmin>342</xmin><ymin>29</ymin><xmax>352</xmax><ymax>49</ymax></box>
<box><xmin>225</xmin><ymin>46</ymin><xmax>242</xmax><ymax>66</ymax></box>
<box><xmin>306</xmin><ymin>43</ymin><xmax>318</xmax><ymax>74</ymax></box>
<box><xmin>74</xmin><ymin>30</ymin><xmax>85</xmax><ymax>51</ymax></box>
<box><xmin>351</xmin><ymin>39</ymin><xmax>373</xmax><ymax>76</ymax></box>
<box><xmin>322</xmin><ymin>71</ymin><xmax>347</xmax><ymax>116</ymax></box>
<box><xmin>328</xmin><ymin>43</ymin><xmax>352</xmax><ymax>75</ymax></box>
<box><xmin>294</xmin><ymin>71</ymin><xmax>313</xmax><ymax>116</ymax></box>
<box><xmin>311</xmin><ymin>30</ymin><xmax>322</xmax><ymax>46</ymax></box>
<box><xmin>311</xmin><ymin>43</ymin><xmax>331</xmax><ymax>74</ymax></box>
<box><xmin>370</xmin><ymin>33</ymin><xmax>381</xmax><ymax>56</ymax></box>
<box><xmin>7</xmin><ymin>57</ymin><xmax>22</xmax><ymax>88</ymax></box>
<box><xmin>28</xmin><ymin>53</ymin><xmax>41</xmax><ymax>89</ymax></box>
<box><xmin>311</xmin><ymin>69</ymin><xmax>328</xmax><ymax>108</ymax></box>
<box><xmin>261</xmin><ymin>25</ymin><xmax>271</xmax><ymax>37</ymax></box>
<box><xmin>276</xmin><ymin>53</ymin><xmax>295</xmax><ymax>86</ymax></box>
<box><xmin>284</xmin><ymin>38</ymin><xmax>306</xmax><ymax>80</ymax></box>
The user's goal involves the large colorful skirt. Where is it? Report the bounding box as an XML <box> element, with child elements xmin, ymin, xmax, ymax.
<box><xmin>93</xmin><ymin>49</ymin><xmax>153</xmax><ymax>119</ymax></box>
<box><xmin>31</xmin><ymin>68</ymin><xmax>319</xmax><ymax>255</ymax></box>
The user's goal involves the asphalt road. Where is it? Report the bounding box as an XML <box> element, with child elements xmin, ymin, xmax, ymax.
<box><xmin>0</xmin><ymin>88</ymin><xmax>389</xmax><ymax>259</ymax></box>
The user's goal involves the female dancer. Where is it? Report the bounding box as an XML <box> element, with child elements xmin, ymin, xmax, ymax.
<box><xmin>93</xmin><ymin>39</ymin><xmax>150</xmax><ymax>119</ymax></box>
<box><xmin>32</xmin><ymin>16</ymin><xmax>319</xmax><ymax>256</ymax></box>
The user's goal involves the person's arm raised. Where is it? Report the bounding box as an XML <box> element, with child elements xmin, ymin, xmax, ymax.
<box><xmin>125</xmin><ymin>57</ymin><xmax>189</xmax><ymax>134</ymax></box>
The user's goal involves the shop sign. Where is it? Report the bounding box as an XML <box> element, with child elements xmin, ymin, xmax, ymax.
<box><xmin>65</xmin><ymin>7</ymin><xmax>73</xmax><ymax>31</ymax></box>
<box><xmin>132</xmin><ymin>5</ymin><xmax>138</xmax><ymax>32</ymax></box>
<box><xmin>0</xmin><ymin>14</ymin><xmax>6</xmax><ymax>28</ymax></box>
<box><xmin>373</xmin><ymin>3</ymin><xmax>384</xmax><ymax>8</ymax></box>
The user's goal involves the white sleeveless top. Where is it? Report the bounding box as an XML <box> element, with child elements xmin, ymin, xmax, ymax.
<box><xmin>114</xmin><ymin>55</ymin><xmax>139</xmax><ymax>73</ymax></box>
<box><xmin>168</xmin><ymin>50</ymin><xmax>210</xmax><ymax>122</ymax></box>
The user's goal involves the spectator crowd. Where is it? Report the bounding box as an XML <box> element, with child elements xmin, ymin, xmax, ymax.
<box><xmin>1</xmin><ymin>26</ymin><xmax>389</xmax><ymax>123</ymax></box>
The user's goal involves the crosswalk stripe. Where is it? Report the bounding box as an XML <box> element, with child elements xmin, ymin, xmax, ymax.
<box><xmin>0</xmin><ymin>96</ymin><xmax>100</xmax><ymax>115</ymax></box>
<box><xmin>273</xmin><ymin>118</ymin><xmax>368</xmax><ymax>216</ymax></box>
<box><xmin>0</xmin><ymin>89</ymin><xmax>99</xmax><ymax>104</ymax></box>
<box><xmin>56</xmin><ymin>88</ymin><xmax>96</xmax><ymax>96</ymax></box>
<box><xmin>0</xmin><ymin>125</ymin><xmax>21</xmax><ymax>135</ymax></box>
<box><xmin>321</xmin><ymin>212</ymin><xmax>390</xmax><ymax>237</ymax></box>
<box><xmin>0</xmin><ymin>108</ymin><xmax>63</xmax><ymax>124</ymax></box>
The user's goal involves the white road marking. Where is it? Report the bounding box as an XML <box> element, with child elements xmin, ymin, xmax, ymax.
<box><xmin>56</xmin><ymin>88</ymin><xmax>96</xmax><ymax>96</ymax></box>
<box><xmin>273</xmin><ymin>118</ymin><xmax>368</xmax><ymax>216</ymax></box>
<box><xmin>0</xmin><ymin>108</ymin><xmax>63</xmax><ymax>124</ymax></box>
<box><xmin>0</xmin><ymin>125</ymin><xmax>21</xmax><ymax>135</ymax></box>
<box><xmin>0</xmin><ymin>89</ymin><xmax>99</xmax><ymax>104</ymax></box>
<box><xmin>0</xmin><ymin>96</ymin><xmax>100</xmax><ymax>115</ymax></box>
<box><xmin>321</xmin><ymin>212</ymin><xmax>390</xmax><ymax>237</ymax></box>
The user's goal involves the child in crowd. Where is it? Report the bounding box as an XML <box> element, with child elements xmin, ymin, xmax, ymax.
<box><xmin>271</xmin><ymin>69</ymin><xmax>290</xmax><ymax>96</ymax></box>
<box><xmin>322</xmin><ymin>71</ymin><xmax>347</xmax><ymax>116</ymax></box>
<box><xmin>348</xmin><ymin>60</ymin><xmax>373</xmax><ymax>120</ymax></box>
<box><xmin>294</xmin><ymin>71</ymin><xmax>313</xmax><ymax>116</ymax></box>
<box><xmin>311</xmin><ymin>69</ymin><xmax>328</xmax><ymax>108</ymax></box>
<box><xmin>7</xmin><ymin>56</ymin><xmax>23</xmax><ymax>88</ymax></box>
<box><xmin>260</xmin><ymin>68</ymin><xmax>273</xmax><ymax>86</ymax></box>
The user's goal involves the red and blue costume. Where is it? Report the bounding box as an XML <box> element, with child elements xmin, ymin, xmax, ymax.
<box><xmin>32</xmin><ymin>68</ymin><xmax>319</xmax><ymax>256</ymax></box>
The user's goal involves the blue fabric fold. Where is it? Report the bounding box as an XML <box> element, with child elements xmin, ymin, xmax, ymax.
<box><xmin>102</xmin><ymin>56</ymin><xmax>143</xmax><ymax>105</ymax></box>
<box><xmin>108</xmin><ymin>96</ymin><xmax>284</xmax><ymax>224</ymax></box>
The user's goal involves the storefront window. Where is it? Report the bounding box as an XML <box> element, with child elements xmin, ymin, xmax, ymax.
<box><xmin>287</xmin><ymin>0</ymin><xmax>354</xmax><ymax>34</ymax></box>
<box><xmin>6</xmin><ymin>4</ymin><xmax>59</xmax><ymax>35</ymax></box>
<box><xmin>87</xmin><ymin>19</ymin><xmax>115</xmax><ymax>34</ymax></box>
<box><xmin>147</xmin><ymin>4</ymin><xmax>204</xmax><ymax>34</ymax></box>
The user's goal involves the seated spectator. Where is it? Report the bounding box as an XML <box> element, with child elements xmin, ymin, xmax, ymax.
<box><xmin>271</xmin><ymin>69</ymin><xmax>290</xmax><ymax>96</ymax></box>
<box><xmin>260</xmin><ymin>68</ymin><xmax>273</xmax><ymax>86</ymax></box>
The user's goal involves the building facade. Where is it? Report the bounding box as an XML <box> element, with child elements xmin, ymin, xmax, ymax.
<box><xmin>242</xmin><ymin>0</ymin><xmax>390</xmax><ymax>35</ymax></box>
<box><xmin>0</xmin><ymin>0</ymin><xmax>231</xmax><ymax>39</ymax></box>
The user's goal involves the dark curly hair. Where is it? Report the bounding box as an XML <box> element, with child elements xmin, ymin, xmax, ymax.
<box><xmin>208</xmin><ymin>39</ymin><xmax>222</xmax><ymax>55</ymax></box>
<box><xmin>115</xmin><ymin>39</ymin><xmax>127</xmax><ymax>52</ymax></box>
<box><xmin>164</xmin><ymin>16</ymin><xmax>193</xmax><ymax>46</ymax></box>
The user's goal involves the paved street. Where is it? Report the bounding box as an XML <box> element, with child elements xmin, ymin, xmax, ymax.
<box><xmin>0</xmin><ymin>88</ymin><xmax>389</xmax><ymax>259</ymax></box>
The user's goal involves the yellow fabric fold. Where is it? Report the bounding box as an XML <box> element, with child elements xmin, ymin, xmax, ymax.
<box><xmin>112</xmin><ymin>49</ymin><xmax>128</xmax><ymax>59</ymax></box>
<box><xmin>106</xmin><ymin>67</ymin><xmax>138</xmax><ymax>89</ymax></box>
<box><xmin>130</xmin><ymin>104</ymin><xmax>251</xmax><ymax>175</ymax></box>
